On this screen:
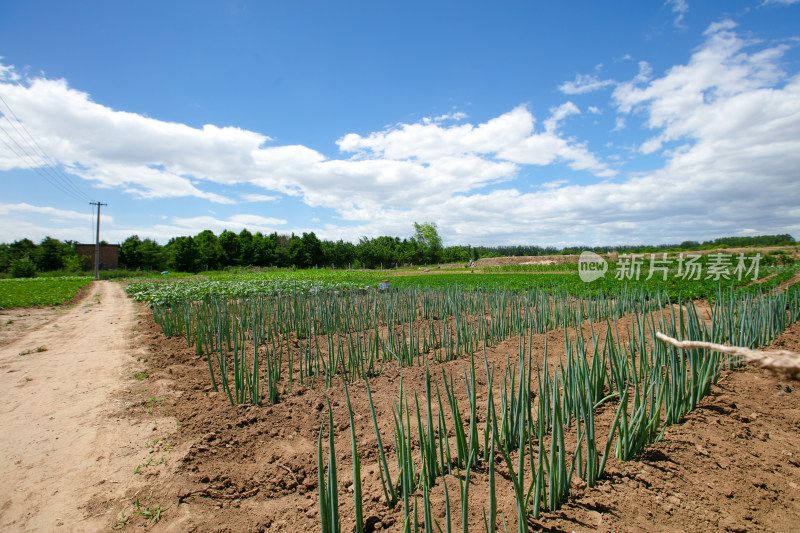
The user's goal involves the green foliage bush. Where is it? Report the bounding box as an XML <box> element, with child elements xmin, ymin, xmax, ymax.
<box><xmin>10</xmin><ymin>257</ymin><xmax>36</xmax><ymax>278</ymax></box>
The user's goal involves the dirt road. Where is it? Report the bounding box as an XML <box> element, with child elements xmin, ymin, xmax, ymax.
<box><xmin>0</xmin><ymin>281</ymin><xmax>156</xmax><ymax>532</ymax></box>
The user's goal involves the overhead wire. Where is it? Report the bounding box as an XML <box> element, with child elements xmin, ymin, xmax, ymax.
<box><xmin>0</xmin><ymin>92</ymin><xmax>92</xmax><ymax>203</ymax></box>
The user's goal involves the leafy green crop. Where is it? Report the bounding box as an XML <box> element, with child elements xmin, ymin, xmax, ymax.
<box><xmin>0</xmin><ymin>277</ymin><xmax>94</xmax><ymax>309</ymax></box>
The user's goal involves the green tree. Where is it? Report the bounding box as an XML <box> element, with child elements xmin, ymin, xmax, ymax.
<box><xmin>166</xmin><ymin>236</ymin><xmax>197</xmax><ymax>272</ymax></box>
<box><xmin>0</xmin><ymin>243</ymin><xmax>10</xmax><ymax>272</ymax></box>
<box><xmin>413</xmin><ymin>222</ymin><xmax>442</xmax><ymax>264</ymax></box>
<box><xmin>238</xmin><ymin>229</ymin><xmax>256</xmax><ymax>266</ymax></box>
<box><xmin>273</xmin><ymin>233</ymin><xmax>291</xmax><ymax>267</ymax></box>
<box><xmin>119</xmin><ymin>235</ymin><xmax>143</xmax><ymax>270</ymax></box>
<box><xmin>252</xmin><ymin>232</ymin><xmax>277</xmax><ymax>266</ymax></box>
<box><xmin>393</xmin><ymin>238</ymin><xmax>423</xmax><ymax>265</ymax></box>
<box><xmin>219</xmin><ymin>230</ymin><xmax>240</xmax><ymax>267</ymax></box>
<box><xmin>195</xmin><ymin>230</ymin><xmax>223</xmax><ymax>271</ymax></box>
<box><xmin>441</xmin><ymin>245</ymin><xmax>471</xmax><ymax>263</ymax></box>
<box><xmin>34</xmin><ymin>236</ymin><xmax>70</xmax><ymax>271</ymax></box>
<box><xmin>9</xmin><ymin>238</ymin><xmax>36</xmax><ymax>263</ymax></box>
<box><xmin>11</xmin><ymin>256</ymin><xmax>36</xmax><ymax>278</ymax></box>
<box><xmin>356</xmin><ymin>236</ymin><xmax>399</xmax><ymax>269</ymax></box>
<box><xmin>290</xmin><ymin>232</ymin><xmax>323</xmax><ymax>268</ymax></box>
<box><xmin>321</xmin><ymin>239</ymin><xmax>356</xmax><ymax>268</ymax></box>
<box><xmin>139</xmin><ymin>239</ymin><xmax>165</xmax><ymax>271</ymax></box>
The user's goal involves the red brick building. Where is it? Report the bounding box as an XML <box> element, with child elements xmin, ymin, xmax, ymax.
<box><xmin>76</xmin><ymin>244</ymin><xmax>120</xmax><ymax>271</ymax></box>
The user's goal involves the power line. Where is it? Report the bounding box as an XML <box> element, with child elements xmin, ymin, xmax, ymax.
<box><xmin>0</xmin><ymin>92</ymin><xmax>90</xmax><ymax>200</ymax></box>
<box><xmin>0</xmin><ymin>93</ymin><xmax>92</xmax><ymax>203</ymax></box>
<box><xmin>0</xmin><ymin>125</ymin><xmax>88</xmax><ymax>203</ymax></box>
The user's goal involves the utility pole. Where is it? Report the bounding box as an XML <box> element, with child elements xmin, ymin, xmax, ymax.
<box><xmin>90</xmin><ymin>202</ymin><xmax>107</xmax><ymax>280</ymax></box>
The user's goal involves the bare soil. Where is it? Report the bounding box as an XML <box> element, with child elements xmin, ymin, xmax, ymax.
<box><xmin>0</xmin><ymin>281</ymin><xmax>175</xmax><ymax>532</ymax></box>
<box><xmin>473</xmin><ymin>245</ymin><xmax>800</xmax><ymax>268</ymax></box>
<box><xmin>1</xmin><ymin>281</ymin><xmax>798</xmax><ymax>532</ymax></box>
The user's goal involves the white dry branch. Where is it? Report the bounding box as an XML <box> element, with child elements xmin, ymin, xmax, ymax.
<box><xmin>656</xmin><ymin>332</ymin><xmax>800</xmax><ymax>380</ymax></box>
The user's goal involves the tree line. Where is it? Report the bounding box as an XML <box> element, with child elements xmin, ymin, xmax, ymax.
<box><xmin>0</xmin><ymin>228</ymin><xmax>795</xmax><ymax>276</ymax></box>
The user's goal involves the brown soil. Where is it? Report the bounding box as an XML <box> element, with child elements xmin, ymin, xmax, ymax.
<box><xmin>1</xmin><ymin>282</ymin><xmax>799</xmax><ymax>532</ymax></box>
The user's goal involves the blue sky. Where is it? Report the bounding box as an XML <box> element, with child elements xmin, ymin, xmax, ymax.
<box><xmin>1</xmin><ymin>0</ymin><xmax>799</xmax><ymax>246</ymax></box>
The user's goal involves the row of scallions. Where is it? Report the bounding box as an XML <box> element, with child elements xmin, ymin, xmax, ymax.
<box><xmin>313</xmin><ymin>285</ymin><xmax>798</xmax><ymax>531</ymax></box>
<box><xmin>148</xmin><ymin>286</ymin><xmax>674</xmax><ymax>405</ymax></box>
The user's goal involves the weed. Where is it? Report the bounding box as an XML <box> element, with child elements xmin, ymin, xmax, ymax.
<box><xmin>134</xmin><ymin>454</ymin><xmax>167</xmax><ymax>474</ymax></box>
<box><xmin>109</xmin><ymin>509</ymin><xmax>129</xmax><ymax>529</ymax></box>
<box><xmin>132</xmin><ymin>498</ymin><xmax>165</xmax><ymax>524</ymax></box>
<box><xmin>18</xmin><ymin>345</ymin><xmax>47</xmax><ymax>356</ymax></box>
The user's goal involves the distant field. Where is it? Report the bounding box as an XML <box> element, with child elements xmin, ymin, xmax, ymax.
<box><xmin>0</xmin><ymin>277</ymin><xmax>94</xmax><ymax>309</ymax></box>
<box><xmin>123</xmin><ymin>259</ymin><xmax>799</xmax><ymax>305</ymax></box>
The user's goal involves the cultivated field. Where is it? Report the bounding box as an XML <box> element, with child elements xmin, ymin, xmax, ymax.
<box><xmin>1</xmin><ymin>253</ymin><xmax>799</xmax><ymax>532</ymax></box>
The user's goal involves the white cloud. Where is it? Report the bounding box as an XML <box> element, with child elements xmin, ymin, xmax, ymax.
<box><xmin>634</xmin><ymin>61</ymin><xmax>653</xmax><ymax>83</ymax></box>
<box><xmin>322</xmin><ymin>20</ymin><xmax>800</xmax><ymax>245</ymax></box>
<box><xmin>666</xmin><ymin>0</ymin><xmax>689</xmax><ymax>28</ymax></box>
<box><xmin>240</xmin><ymin>193</ymin><xmax>278</xmax><ymax>202</ymax></box>
<box><xmin>0</xmin><ymin>70</ymin><xmax>613</xmax><ymax>224</ymax></box>
<box><xmin>614</xmin><ymin>19</ymin><xmax>793</xmax><ymax>147</ymax></box>
<box><xmin>559</xmin><ymin>73</ymin><xmax>615</xmax><ymax>95</ymax></box>
<box><xmin>760</xmin><ymin>0</ymin><xmax>799</xmax><ymax>5</ymax></box>
<box><xmin>541</xmin><ymin>179</ymin><xmax>568</xmax><ymax>190</ymax></box>
<box><xmin>1</xmin><ymin>18</ymin><xmax>798</xmax><ymax>247</ymax></box>
<box><xmin>544</xmin><ymin>102</ymin><xmax>581</xmax><ymax>133</ymax></box>
<box><xmin>0</xmin><ymin>60</ymin><xmax>20</xmax><ymax>82</ymax></box>
<box><xmin>0</xmin><ymin>202</ymin><xmax>98</xmax><ymax>243</ymax></box>
<box><xmin>0</xmin><ymin>202</ymin><xmax>96</xmax><ymax>223</ymax></box>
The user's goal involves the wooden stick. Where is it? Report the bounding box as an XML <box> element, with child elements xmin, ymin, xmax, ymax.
<box><xmin>655</xmin><ymin>332</ymin><xmax>800</xmax><ymax>380</ymax></box>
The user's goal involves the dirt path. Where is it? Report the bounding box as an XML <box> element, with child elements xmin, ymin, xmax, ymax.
<box><xmin>0</xmin><ymin>281</ymin><xmax>160</xmax><ymax>532</ymax></box>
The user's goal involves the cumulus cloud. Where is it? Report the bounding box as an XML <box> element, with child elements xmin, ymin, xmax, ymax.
<box><xmin>0</xmin><ymin>68</ymin><xmax>613</xmax><ymax>223</ymax></box>
<box><xmin>1</xmin><ymin>18</ymin><xmax>799</xmax><ymax>246</ymax></box>
<box><xmin>321</xmin><ymin>19</ymin><xmax>800</xmax><ymax>245</ymax></box>
<box><xmin>0</xmin><ymin>202</ymin><xmax>98</xmax><ymax>243</ymax></box>
<box><xmin>337</xmin><ymin>105</ymin><xmax>614</xmax><ymax>181</ymax></box>
<box><xmin>614</xmin><ymin>20</ymin><xmax>792</xmax><ymax>147</ymax></box>
<box><xmin>559</xmin><ymin>73</ymin><xmax>615</xmax><ymax>95</ymax></box>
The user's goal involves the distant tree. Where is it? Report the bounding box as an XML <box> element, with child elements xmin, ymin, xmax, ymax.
<box><xmin>238</xmin><ymin>229</ymin><xmax>256</xmax><ymax>266</ymax></box>
<box><xmin>290</xmin><ymin>232</ymin><xmax>323</xmax><ymax>268</ymax></box>
<box><xmin>219</xmin><ymin>230</ymin><xmax>240</xmax><ymax>266</ymax></box>
<box><xmin>166</xmin><ymin>236</ymin><xmax>197</xmax><ymax>272</ymax></box>
<box><xmin>413</xmin><ymin>222</ymin><xmax>442</xmax><ymax>264</ymax></box>
<box><xmin>9</xmin><ymin>238</ymin><xmax>36</xmax><ymax>263</ymax></box>
<box><xmin>119</xmin><ymin>235</ymin><xmax>143</xmax><ymax>270</ymax></box>
<box><xmin>0</xmin><ymin>243</ymin><xmax>10</xmax><ymax>272</ymax></box>
<box><xmin>139</xmin><ymin>239</ymin><xmax>166</xmax><ymax>271</ymax></box>
<box><xmin>11</xmin><ymin>256</ymin><xmax>36</xmax><ymax>278</ymax></box>
<box><xmin>273</xmin><ymin>233</ymin><xmax>292</xmax><ymax>267</ymax></box>
<box><xmin>194</xmin><ymin>230</ymin><xmax>223</xmax><ymax>271</ymax></box>
<box><xmin>34</xmin><ymin>236</ymin><xmax>71</xmax><ymax>271</ymax></box>
<box><xmin>322</xmin><ymin>239</ymin><xmax>356</xmax><ymax>268</ymax></box>
<box><xmin>357</xmin><ymin>236</ymin><xmax>399</xmax><ymax>269</ymax></box>
<box><xmin>287</xmin><ymin>234</ymin><xmax>305</xmax><ymax>268</ymax></box>
<box><xmin>441</xmin><ymin>245</ymin><xmax>471</xmax><ymax>263</ymax></box>
<box><xmin>393</xmin><ymin>238</ymin><xmax>423</xmax><ymax>265</ymax></box>
<box><xmin>252</xmin><ymin>232</ymin><xmax>277</xmax><ymax>266</ymax></box>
